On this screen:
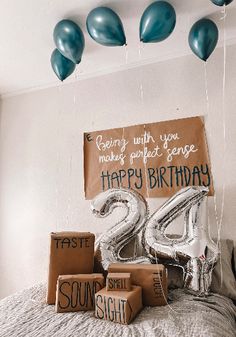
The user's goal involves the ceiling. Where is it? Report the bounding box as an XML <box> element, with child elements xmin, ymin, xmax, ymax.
<box><xmin>0</xmin><ymin>0</ymin><xmax>236</xmax><ymax>97</ymax></box>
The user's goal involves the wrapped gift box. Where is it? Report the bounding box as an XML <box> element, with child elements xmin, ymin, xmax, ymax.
<box><xmin>47</xmin><ymin>231</ymin><xmax>95</xmax><ymax>304</ymax></box>
<box><xmin>108</xmin><ymin>263</ymin><xmax>168</xmax><ymax>306</ymax></box>
<box><xmin>55</xmin><ymin>273</ymin><xmax>104</xmax><ymax>312</ymax></box>
<box><xmin>95</xmin><ymin>286</ymin><xmax>142</xmax><ymax>325</ymax></box>
<box><xmin>106</xmin><ymin>273</ymin><xmax>131</xmax><ymax>291</ymax></box>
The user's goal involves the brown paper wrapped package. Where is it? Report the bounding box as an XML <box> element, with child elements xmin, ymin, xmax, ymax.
<box><xmin>108</xmin><ymin>263</ymin><xmax>168</xmax><ymax>306</ymax></box>
<box><xmin>106</xmin><ymin>273</ymin><xmax>131</xmax><ymax>291</ymax></box>
<box><xmin>55</xmin><ymin>274</ymin><xmax>104</xmax><ymax>312</ymax></box>
<box><xmin>95</xmin><ymin>286</ymin><xmax>142</xmax><ymax>324</ymax></box>
<box><xmin>47</xmin><ymin>232</ymin><xmax>95</xmax><ymax>304</ymax></box>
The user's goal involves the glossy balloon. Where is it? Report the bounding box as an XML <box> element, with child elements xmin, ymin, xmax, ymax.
<box><xmin>211</xmin><ymin>0</ymin><xmax>233</xmax><ymax>5</ymax></box>
<box><xmin>51</xmin><ymin>49</ymin><xmax>76</xmax><ymax>81</ymax></box>
<box><xmin>86</xmin><ymin>7</ymin><xmax>126</xmax><ymax>46</ymax></box>
<box><xmin>188</xmin><ymin>18</ymin><xmax>219</xmax><ymax>61</ymax></box>
<box><xmin>140</xmin><ymin>1</ymin><xmax>176</xmax><ymax>43</ymax></box>
<box><xmin>91</xmin><ymin>188</ymin><xmax>150</xmax><ymax>270</ymax></box>
<box><xmin>53</xmin><ymin>20</ymin><xmax>84</xmax><ymax>64</ymax></box>
<box><xmin>143</xmin><ymin>186</ymin><xmax>219</xmax><ymax>296</ymax></box>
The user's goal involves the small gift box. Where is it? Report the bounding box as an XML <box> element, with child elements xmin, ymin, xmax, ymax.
<box><xmin>106</xmin><ymin>273</ymin><xmax>131</xmax><ymax>292</ymax></box>
<box><xmin>95</xmin><ymin>286</ymin><xmax>142</xmax><ymax>325</ymax></box>
<box><xmin>55</xmin><ymin>273</ymin><xmax>104</xmax><ymax>312</ymax></box>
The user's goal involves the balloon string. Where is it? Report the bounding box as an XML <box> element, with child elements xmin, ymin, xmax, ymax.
<box><xmin>66</xmin><ymin>155</ymin><xmax>73</xmax><ymax>228</ymax></box>
<box><xmin>217</xmin><ymin>4</ymin><xmax>227</xmax><ymax>287</ymax></box>
<box><xmin>133</xmin><ymin>235</ymin><xmax>138</xmax><ymax>258</ymax></box>
<box><xmin>143</xmin><ymin>125</ymin><xmax>150</xmax><ymax>200</ymax></box>
<box><xmin>218</xmin><ymin>4</ymin><xmax>226</xmax><ymax>236</ymax></box>
<box><xmin>121</xmin><ymin>127</ymin><xmax>125</xmax><ymax>189</ymax></box>
<box><xmin>65</xmin><ymin>69</ymin><xmax>79</xmax><ymax>228</ymax></box>
<box><xmin>124</xmin><ymin>45</ymin><xmax>129</xmax><ymax>65</ymax></box>
<box><xmin>204</xmin><ymin>62</ymin><xmax>210</xmax><ymax>135</ymax></box>
<box><xmin>55</xmin><ymin>185</ymin><xmax>59</xmax><ymax>232</ymax></box>
<box><xmin>56</xmin><ymin>83</ymin><xmax>63</xmax><ymax>232</ymax></box>
<box><xmin>138</xmin><ymin>43</ymin><xmax>144</xmax><ymax>103</ymax></box>
<box><xmin>204</xmin><ymin>6</ymin><xmax>227</xmax><ymax>288</ymax></box>
<box><xmin>203</xmin><ymin>61</ymin><xmax>217</xmax><ymax>237</ymax></box>
<box><xmin>204</xmin><ymin>61</ymin><xmax>220</xmax><ymax>226</ymax></box>
<box><xmin>203</xmin><ymin>48</ymin><xmax>222</xmax><ymax>288</ymax></box>
<box><xmin>121</xmin><ymin>48</ymin><xmax>127</xmax><ymax>189</ymax></box>
<box><xmin>212</xmin><ymin>4</ymin><xmax>227</xmax><ymax>288</ymax></box>
<box><xmin>138</xmin><ymin>43</ymin><xmax>150</xmax><ymax>200</ymax></box>
<box><xmin>153</xmin><ymin>252</ymin><xmax>186</xmax><ymax>336</ymax></box>
<box><xmin>140</xmin><ymin>84</ymin><xmax>144</xmax><ymax>101</ymax></box>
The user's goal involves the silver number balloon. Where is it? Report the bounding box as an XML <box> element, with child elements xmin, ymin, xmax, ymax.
<box><xmin>91</xmin><ymin>188</ymin><xmax>150</xmax><ymax>270</ymax></box>
<box><xmin>144</xmin><ymin>186</ymin><xmax>219</xmax><ymax>295</ymax></box>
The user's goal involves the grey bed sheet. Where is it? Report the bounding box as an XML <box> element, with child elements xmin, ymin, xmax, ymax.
<box><xmin>0</xmin><ymin>283</ymin><xmax>235</xmax><ymax>337</ymax></box>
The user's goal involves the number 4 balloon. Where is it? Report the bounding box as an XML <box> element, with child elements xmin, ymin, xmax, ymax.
<box><xmin>144</xmin><ymin>186</ymin><xmax>219</xmax><ymax>295</ymax></box>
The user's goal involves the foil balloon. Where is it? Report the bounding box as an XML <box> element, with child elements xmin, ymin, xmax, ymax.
<box><xmin>144</xmin><ymin>186</ymin><xmax>219</xmax><ymax>296</ymax></box>
<box><xmin>51</xmin><ymin>49</ymin><xmax>76</xmax><ymax>81</ymax></box>
<box><xmin>53</xmin><ymin>20</ymin><xmax>85</xmax><ymax>64</ymax></box>
<box><xmin>86</xmin><ymin>7</ymin><xmax>126</xmax><ymax>46</ymax></box>
<box><xmin>91</xmin><ymin>188</ymin><xmax>150</xmax><ymax>270</ymax></box>
<box><xmin>140</xmin><ymin>1</ymin><xmax>176</xmax><ymax>43</ymax></box>
<box><xmin>211</xmin><ymin>0</ymin><xmax>233</xmax><ymax>5</ymax></box>
<box><xmin>188</xmin><ymin>18</ymin><xmax>219</xmax><ymax>61</ymax></box>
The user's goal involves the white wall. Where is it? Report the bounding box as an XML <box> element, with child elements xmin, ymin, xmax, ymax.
<box><xmin>0</xmin><ymin>45</ymin><xmax>236</xmax><ymax>299</ymax></box>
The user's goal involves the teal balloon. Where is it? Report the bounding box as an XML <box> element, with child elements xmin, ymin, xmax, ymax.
<box><xmin>86</xmin><ymin>7</ymin><xmax>126</xmax><ymax>46</ymax></box>
<box><xmin>188</xmin><ymin>19</ymin><xmax>218</xmax><ymax>61</ymax></box>
<box><xmin>53</xmin><ymin>20</ymin><xmax>84</xmax><ymax>64</ymax></box>
<box><xmin>51</xmin><ymin>49</ymin><xmax>76</xmax><ymax>81</ymax></box>
<box><xmin>140</xmin><ymin>1</ymin><xmax>176</xmax><ymax>43</ymax></box>
<box><xmin>211</xmin><ymin>0</ymin><xmax>233</xmax><ymax>5</ymax></box>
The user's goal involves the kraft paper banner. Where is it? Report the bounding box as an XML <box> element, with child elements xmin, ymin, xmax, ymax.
<box><xmin>84</xmin><ymin>116</ymin><xmax>214</xmax><ymax>199</ymax></box>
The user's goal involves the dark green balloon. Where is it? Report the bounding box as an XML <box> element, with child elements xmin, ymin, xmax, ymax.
<box><xmin>53</xmin><ymin>20</ymin><xmax>84</xmax><ymax>64</ymax></box>
<box><xmin>86</xmin><ymin>7</ymin><xmax>126</xmax><ymax>46</ymax></box>
<box><xmin>188</xmin><ymin>18</ymin><xmax>219</xmax><ymax>61</ymax></box>
<box><xmin>140</xmin><ymin>1</ymin><xmax>176</xmax><ymax>43</ymax></box>
<box><xmin>51</xmin><ymin>49</ymin><xmax>76</xmax><ymax>81</ymax></box>
<box><xmin>211</xmin><ymin>0</ymin><xmax>233</xmax><ymax>6</ymax></box>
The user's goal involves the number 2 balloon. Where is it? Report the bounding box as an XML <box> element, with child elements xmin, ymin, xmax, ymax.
<box><xmin>91</xmin><ymin>188</ymin><xmax>150</xmax><ymax>270</ymax></box>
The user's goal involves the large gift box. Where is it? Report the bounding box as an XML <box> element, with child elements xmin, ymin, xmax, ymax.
<box><xmin>95</xmin><ymin>286</ymin><xmax>142</xmax><ymax>324</ymax></box>
<box><xmin>108</xmin><ymin>263</ymin><xmax>168</xmax><ymax>306</ymax></box>
<box><xmin>55</xmin><ymin>274</ymin><xmax>104</xmax><ymax>312</ymax></box>
<box><xmin>47</xmin><ymin>231</ymin><xmax>95</xmax><ymax>304</ymax></box>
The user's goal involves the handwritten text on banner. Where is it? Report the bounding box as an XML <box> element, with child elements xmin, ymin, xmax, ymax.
<box><xmin>83</xmin><ymin>116</ymin><xmax>214</xmax><ymax>199</ymax></box>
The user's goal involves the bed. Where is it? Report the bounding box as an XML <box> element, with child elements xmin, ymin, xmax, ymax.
<box><xmin>0</xmin><ymin>283</ymin><xmax>235</xmax><ymax>337</ymax></box>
